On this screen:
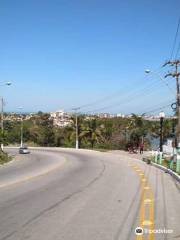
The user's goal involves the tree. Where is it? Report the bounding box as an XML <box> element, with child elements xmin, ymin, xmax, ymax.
<box><xmin>79</xmin><ymin>119</ymin><xmax>104</xmax><ymax>148</ymax></box>
<box><xmin>128</xmin><ymin>114</ymin><xmax>147</xmax><ymax>147</ymax></box>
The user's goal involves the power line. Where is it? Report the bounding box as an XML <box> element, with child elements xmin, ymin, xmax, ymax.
<box><xmin>78</xmin><ymin>76</ymin><xmax>156</xmax><ymax>109</ymax></box>
<box><xmin>84</xmin><ymin>79</ymin><xmax>174</xmax><ymax>114</ymax></box>
<box><xmin>143</xmin><ymin>103</ymin><xmax>172</xmax><ymax>115</ymax></box>
<box><xmin>65</xmin><ymin>78</ymin><xmax>155</xmax><ymax>112</ymax></box>
<box><xmin>175</xmin><ymin>41</ymin><xmax>180</xmax><ymax>59</ymax></box>
<box><xmin>91</xmin><ymin>78</ymin><xmax>165</xmax><ymax>112</ymax></box>
<box><xmin>170</xmin><ymin>17</ymin><xmax>180</xmax><ymax>60</ymax></box>
<box><xmin>67</xmin><ymin>69</ymin><xmax>165</xmax><ymax>112</ymax></box>
<box><xmin>84</xmin><ymin>81</ymin><xmax>160</xmax><ymax>113</ymax></box>
<box><xmin>88</xmin><ymin>83</ymin><xmax>172</xmax><ymax>113</ymax></box>
<box><xmin>66</xmin><ymin>66</ymin><xmax>172</xmax><ymax>113</ymax></box>
<box><xmin>140</xmin><ymin>99</ymin><xmax>174</xmax><ymax>115</ymax></box>
<box><xmin>157</xmin><ymin>72</ymin><xmax>175</xmax><ymax>95</ymax></box>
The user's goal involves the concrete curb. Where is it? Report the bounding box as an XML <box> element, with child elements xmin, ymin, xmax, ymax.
<box><xmin>151</xmin><ymin>162</ymin><xmax>180</xmax><ymax>183</ymax></box>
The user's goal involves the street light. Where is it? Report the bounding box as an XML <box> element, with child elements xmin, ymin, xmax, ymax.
<box><xmin>159</xmin><ymin>111</ymin><xmax>165</xmax><ymax>152</ymax></box>
<box><xmin>145</xmin><ymin>69</ymin><xmax>151</xmax><ymax>74</ymax></box>
<box><xmin>72</xmin><ymin>107</ymin><xmax>80</xmax><ymax>149</ymax></box>
<box><xmin>18</xmin><ymin>107</ymin><xmax>23</xmax><ymax>147</ymax></box>
<box><xmin>0</xmin><ymin>81</ymin><xmax>12</xmax><ymax>151</ymax></box>
<box><xmin>145</xmin><ymin>69</ymin><xmax>174</xmax><ymax>95</ymax></box>
<box><xmin>0</xmin><ymin>81</ymin><xmax>12</xmax><ymax>87</ymax></box>
<box><xmin>5</xmin><ymin>82</ymin><xmax>12</xmax><ymax>86</ymax></box>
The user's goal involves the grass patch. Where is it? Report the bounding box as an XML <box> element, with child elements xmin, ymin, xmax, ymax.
<box><xmin>95</xmin><ymin>149</ymin><xmax>109</xmax><ymax>152</ymax></box>
<box><xmin>0</xmin><ymin>151</ymin><xmax>12</xmax><ymax>165</ymax></box>
<box><xmin>162</xmin><ymin>159</ymin><xmax>169</xmax><ymax>169</ymax></box>
<box><xmin>152</xmin><ymin>156</ymin><xmax>180</xmax><ymax>175</ymax></box>
<box><xmin>162</xmin><ymin>158</ymin><xmax>178</xmax><ymax>172</ymax></box>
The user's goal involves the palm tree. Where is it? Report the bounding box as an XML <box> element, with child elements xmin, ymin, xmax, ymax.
<box><xmin>128</xmin><ymin>114</ymin><xmax>147</xmax><ymax>148</ymax></box>
<box><xmin>79</xmin><ymin>119</ymin><xmax>104</xmax><ymax>149</ymax></box>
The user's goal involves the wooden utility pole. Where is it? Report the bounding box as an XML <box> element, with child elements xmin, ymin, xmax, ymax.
<box><xmin>164</xmin><ymin>60</ymin><xmax>180</xmax><ymax>146</ymax></box>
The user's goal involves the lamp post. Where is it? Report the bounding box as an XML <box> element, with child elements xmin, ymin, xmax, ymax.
<box><xmin>145</xmin><ymin>69</ymin><xmax>174</xmax><ymax>95</ymax></box>
<box><xmin>0</xmin><ymin>82</ymin><xmax>12</xmax><ymax>151</ymax></box>
<box><xmin>18</xmin><ymin>107</ymin><xmax>23</xmax><ymax>147</ymax></box>
<box><xmin>72</xmin><ymin>107</ymin><xmax>80</xmax><ymax>149</ymax></box>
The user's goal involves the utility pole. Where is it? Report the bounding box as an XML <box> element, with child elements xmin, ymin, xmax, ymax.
<box><xmin>164</xmin><ymin>60</ymin><xmax>180</xmax><ymax>173</ymax></box>
<box><xmin>72</xmin><ymin>107</ymin><xmax>80</xmax><ymax>149</ymax></box>
<box><xmin>159</xmin><ymin>114</ymin><xmax>164</xmax><ymax>152</ymax></box>
<box><xmin>159</xmin><ymin>118</ymin><xmax>163</xmax><ymax>152</ymax></box>
<box><xmin>164</xmin><ymin>60</ymin><xmax>180</xmax><ymax>145</ymax></box>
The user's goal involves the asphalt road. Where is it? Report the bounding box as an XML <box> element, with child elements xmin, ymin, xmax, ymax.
<box><xmin>0</xmin><ymin>148</ymin><xmax>179</xmax><ymax>240</ymax></box>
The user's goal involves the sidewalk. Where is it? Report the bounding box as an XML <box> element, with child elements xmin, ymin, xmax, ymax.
<box><xmin>108</xmin><ymin>150</ymin><xmax>180</xmax><ymax>182</ymax></box>
<box><xmin>108</xmin><ymin>149</ymin><xmax>144</xmax><ymax>159</ymax></box>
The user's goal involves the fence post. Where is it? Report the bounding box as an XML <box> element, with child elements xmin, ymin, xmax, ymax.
<box><xmin>176</xmin><ymin>154</ymin><xmax>180</xmax><ymax>174</ymax></box>
<box><xmin>159</xmin><ymin>152</ymin><xmax>163</xmax><ymax>165</ymax></box>
<box><xmin>155</xmin><ymin>151</ymin><xmax>158</xmax><ymax>163</ymax></box>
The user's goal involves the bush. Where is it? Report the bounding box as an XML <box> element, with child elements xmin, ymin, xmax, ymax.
<box><xmin>0</xmin><ymin>151</ymin><xmax>12</xmax><ymax>165</ymax></box>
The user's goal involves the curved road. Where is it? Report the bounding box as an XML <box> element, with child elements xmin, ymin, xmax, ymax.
<box><xmin>0</xmin><ymin>148</ymin><xmax>179</xmax><ymax>240</ymax></box>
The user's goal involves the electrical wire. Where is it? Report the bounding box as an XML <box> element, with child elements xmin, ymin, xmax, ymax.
<box><xmin>78</xmin><ymin>76</ymin><xmax>157</xmax><ymax>109</ymax></box>
<box><xmin>88</xmin><ymin>78</ymin><xmax>163</xmax><ymax>111</ymax></box>
<box><xmin>65</xmin><ymin>67</ymin><xmax>174</xmax><ymax>114</ymax></box>
<box><xmin>139</xmin><ymin>99</ymin><xmax>174</xmax><ymax>115</ymax></box>
<box><xmin>65</xmin><ymin>80</ymin><xmax>153</xmax><ymax>112</ymax></box>
<box><xmin>143</xmin><ymin>103</ymin><xmax>172</xmax><ymax>115</ymax></box>
<box><xmin>170</xmin><ymin>17</ymin><xmax>180</xmax><ymax>60</ymax></box>
<box><xmin>175</xmin><ymin>41</ymin><xmax>180</xmax><ymax>59</ymax></box>
<box><xmin>66</xmin><ymin>68</ymin><xmax>165</xmax><ymax>112</ymax></box>
<box><xmin>84</xmin><ymin>80</ymin><xmax>174</xmax><ymax>114</ymax></box>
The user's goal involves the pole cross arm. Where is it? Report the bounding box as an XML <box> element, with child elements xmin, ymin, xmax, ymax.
<box><xmin>165</xmin><ymin>72</ymin><xmax>180</xmax><ymax>78</ymax></box>
<box><xmin>162</xmin><ymin>61</ymin><xmax>172</xmax><ymax>67</ymax></box>
<box><xmin>163</xmin><ymin>60</ymin><xmax>180</xmax><ymax>67</ymax></box>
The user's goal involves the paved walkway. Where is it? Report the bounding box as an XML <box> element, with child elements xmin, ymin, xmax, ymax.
<box><xmin>108</xmin><ymin>150</ymin><xmax>145</xmax><ymax>159</ymax></box>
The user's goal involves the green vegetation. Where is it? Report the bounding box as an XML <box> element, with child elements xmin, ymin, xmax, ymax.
<box><xmin>1</xmin><ymin>112</ymin><xmax>175</xmax><ymax>151</ymax></box>
<box><xmin>0</xmin><ymin>151</ymin><xmax>12</xmax><ymax>165</ymax></box>
<box><xmin>150</xmin><ymin>154</ymin><xmax>180</xmax><ymax>175</ymax></box>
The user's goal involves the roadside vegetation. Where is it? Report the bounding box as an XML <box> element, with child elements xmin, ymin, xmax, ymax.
<box><xmin>1</xmin><ymin>112</ymin><xmax>176</xmax><ymax>151</ymax></box>
<box><xmin>0</xmin><ymin>151</ymin><xmax>12</xmax><ymax>165</ymax></box>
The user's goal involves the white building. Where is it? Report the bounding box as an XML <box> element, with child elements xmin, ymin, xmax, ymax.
<box><xmin>116</xmin><ymin>113</ymin><xmax>125</xmax><ymax>118</ymax></box>
<box><xmin>97</xmin><ymin>113</ymin><xmax>110</xmax><ymax>118</ymax></box>
<box><xmin>50</xmin><ymin>110</ymin><xmax>72</xmax><ymax>128</ymax></box>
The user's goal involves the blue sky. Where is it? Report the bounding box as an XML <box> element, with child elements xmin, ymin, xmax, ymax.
<box><xmin>0</xmin><ymin>0</ymin><xmax>180</xmax><ymax>115</ymax></box>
